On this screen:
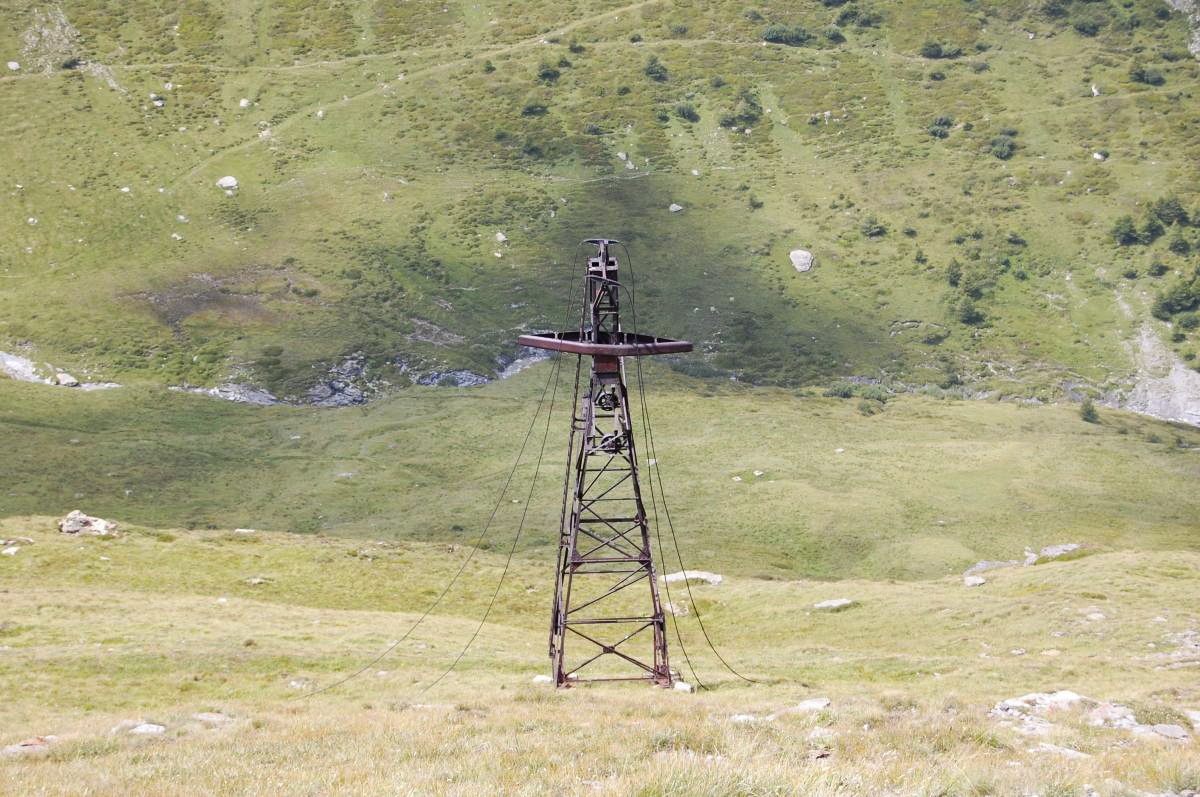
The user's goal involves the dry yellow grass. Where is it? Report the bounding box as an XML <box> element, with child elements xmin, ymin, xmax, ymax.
<box><xmin>1</xmin><ymin>519</ymin><xmax>1198</xmax><ymax>795</ymax></box>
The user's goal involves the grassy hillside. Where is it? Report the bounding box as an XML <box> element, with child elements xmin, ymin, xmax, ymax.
<box><xmin>2</xmin><ymin>0</ymin><xmax>1199</xmax><ymax>398</ymax></box>
<box><xmin>1</xmin><ymin>517</ymin><xmax>1198</xmax><ymax>795</ymax></box>
<box><xmin>2</xmin><ymin>360</ymin><xmax>1198</xmax><ymax>580</ymax></box>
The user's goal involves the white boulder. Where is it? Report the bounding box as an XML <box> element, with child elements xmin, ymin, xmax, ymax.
<box><xmin>673</xmin><ymin>681</ymin><xmax>694</xmax><ymax>693</ymax></box>
<box><xmin>813</xmin><ymin>598</ymin><xmax>856</xmax><ymax>611</ymax></box>
<box><xmin>215</xmin><ymin>175</ymin><xmax>238</xmax><ymax>190</ymax></box>
<box><xmin>790</xmin><ymin>249</ymin><xmax>814</xmax><ymax>272</ymax></box>
<box><xmin>668</xmin><ymin>203</ymin><xmax>683</xmax><ymax>213</ymax></box>
<box><xmin>662</xmin><ymin>570</ymin><xmax>722</xmax><ymax>587</ymax></box>
<box><xmin>2</xmin><ymin>736</ymin><xmax>56</xmax><ymax>758</ymax></box>
<box><xmin>58</xmin><ymin>510</ymin><xmax>117</xmax><ymax>536</ymax></box>
<box><xmin>531</xmin><ymin>674</ymin><xmax>553</xmax><ymax>684</ymax></box>
<box><xmin>495</xmin><ymin>232</ymin><xmax>507</xmax><ymax>243</ymax></box>
<box><xmin>963</xmin><ymin>575</ymin><xmax>986</xmax><ymax>587</ymax></box>
<box><xmin>6</xmin><ymin>61</ymin><xmax>19</xmax><ymax>71</ymax></box>
<box><xmin>239</xmin><ymin>98</ymin><xmax>250</xmax><ymax>108</ymax></box>
<box><xmin>53</xmin><ymin>372</ymin><xmax>79</xmax><ymax>387</ymax></box>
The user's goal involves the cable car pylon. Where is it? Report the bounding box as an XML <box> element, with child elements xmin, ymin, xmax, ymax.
<box><xmin>518</xmin><ymin>239</ymin><xmax>692</xmax><ymax>687</ymax></box>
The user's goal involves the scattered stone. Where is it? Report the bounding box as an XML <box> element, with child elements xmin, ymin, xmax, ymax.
<box><xmin>673</xmin><ymin>681</ymin><xmax>694</xmax><ymax>693</ymax></box>
<box><xmin>999</xmin><ymin>691</ymin><xmax>1087</xmax><ymax>712</ymax></box>
<box><xmin>813</xmin><ymin>599</ymin><xmax>856</xmax><ymax>611</ymax></box>
<box><xmin>316</xmin><ymin>109</ymin><xmax>324</xmax><ymax>119</ymax></box>
<box><xmin>964</xmin><ymin>559</ymin><xmax>1020</xmax><ymax>576</ymax></box>
<box><xmin>1091</xmin><ymin>84</ymin><xmax>1100</xmax><ymax>96</ymax></box>
<box><xmin>732</xmin><ymin>476</ymin><xmax>742</xmax><ymax>482</ymax></box>
<box><xmin>215</xmin><ymin>175</ymin><xmax>238</xmax><ymax>190</ymax></box>
<box><xmin>664</xmin><ymin>601</ymin><xmax>689</xmax><ymax>617</ymax></box>
<box><xmin>110</xmin><ymin>720</ymin><xmax>165</xmax><ymax>736</ymax></box>
<box><xmin>234</xmin><ymin>528</ymin><xmax>256</xmax><ymax>534</ymax></box>
<box><xmin>1144</xmin><ymin>723</ymin><xmax>1190</xmax><ymax>741</ymax></box>
<box><xmin>1088</xmin><ymin>703</ymin><xmax>1137</xmax><ymax>729</ymax></box>
<box><xmin>6</xmin><ymin>61</ymin><xmax>19</xmax><ymax>71</ymax></box>
<box><xmin>53</xmin><ymin>372</ymin><xmax>79</xmax><ymax>387</ymax></box>
<box><xmin>1092</xmin><ymin>152</ymin><xmax>1106</xmax><ymax>161</ymax></box>
<box><xmin>668</xmin><ymin>203</ymin><xmax>683</xmax><ymax>213</ymax></box>
<box><xmin>1039</xmin><ymin>543</ymin><xmax>1080</xmax><ymax>560</ymax></box>
<box><xmin>789</xmin><ymin>249</ymin><xmax>814</xmax><ymax>273</ymax></box>
<box><xmin>789</xmin><ymin>697</ymin><xmax>832</xmax><ymax>713</ymax></box>
<box><xmin>239</xmin><ymin>98</ymin><xmax>250</xmax><ymax>108</ymax></box>
<box><xmin>964</xmin><ymin>575</ymin><xmax>987</xmax><ymax>587</ymax></box>
<box><xmin>662</xmin><ymin>571</ymin><xmax>723</xmax><ymax>587</ymax></box>
<box><xmin>58</xmin><ymin>510</ymin><xmax>117</xmax><ymax>536</ymax></box>
<box><xmin>27</xmin><ymin>217</ymin><xmax>36</xmax><ymax>225</ymax></box>
<box><xmin>495</xmin><ymin>231</ymin><xmax>507</xmax><ymax>243</ymax></box>
<box><xmin>245</xmin><ymin>577</ymin><xmax>269</xmax><ymax>586</ymax></box>
<box><xmin>1031</xmin><ymin>742</ymin><xmax>1091</xmax><ymax>759</ymax></box>
<box><xmin>2</xmin><ymin>736</ymin><xmax>56</xmax><ymax>758</ymax></box>
<box><xmin>1086</xmin><ymin>612</ymin><xmax>1106</xmax><ymax>621</ymax></box>
<box><xmin>617</xmin><ymin>151</ymin><xmax>627</xmax><ymax>161</ymax></box>
<box><xmin>1</xmin><ymin>546</ymin><xmax>18</xmax><ymax>556</ymax></box>
<box><xmin>191</xmin><ymin>712</ymin><xmax>232</xmax><ymax>726</ymax></box>
<box><xmin>730</xmin><ymin>714</ymin><xmax>761</xmax><ymax>723</ymax></box>
<box><xmin>531</xmin><ymin>674</ymin><xmax>553</xmax><ymax>684</ymax></box>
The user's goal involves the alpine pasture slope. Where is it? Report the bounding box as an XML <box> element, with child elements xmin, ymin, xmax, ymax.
<box><xmin>0</xmin><ymin>0</ymin><xmax>1198</xmax><ymax>401</ymax></box>
<box><xmin>3</xmin><ymin>1</ymin><xmax>1200</xmax><ymax>795</ymax></box>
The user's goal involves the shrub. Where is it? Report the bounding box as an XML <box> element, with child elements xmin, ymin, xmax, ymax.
<box><xmin>1151</xmin><ymin>196</ymin><xmax>1189</xmax><ymax>226</ymax></box>
<box><xmin>748</xmin><ymin>194</ymin><xmax>763</xmax><ymax>209</ymax></box>
<box><xmin>1080</xmin><ymin>398</ymin><xmax>1099</xmax><ymax>423</ymax></box>
<box><xmin>557</xmin><ymin>57</ymin><xmax>572</xmax><ymax>68</ymax></box>
<box><xmin>920</xmin><ymin>41</ymin><xmax>961</xmax><ymax>59</ymax></box>
<box><xmin>825</xmin><ymin>381</ymin><xmax>855</xmax><ymax>398</ymax></box>
<box><xmin>745</xmin><ymin>9</ymin><xmax>763</xmax><ymax>21</ymax></box>
<box><xmin>616</xmin><ymin>85</ymin><xmax>630</xmax><ymax>96</ymax></box>
<box><xmin>822</xmin><ymin>0</ymin><xmax>849</xmax><ymax>6</ymax></box>
<box><xmin>861</xmin><ymin>216</ymin><xmax>887</xmax><ymax>238</ymax></box>
<box><xmin>989</xmin><ymin>134</ymin><xmax>1017</xmax><ymax>160</ymax></box>
<box><xmin>825</xmin><ymin>27</ymin><xmax>846</xmax><ymax>44</ymax></box>
<box><xmin>1112</xmin><ymin>215</ymin><xmax>1139</xmax><ymax>245</ymax></box>
<box><xmin>709</xmin><ymin>75</ymin><xmax>725</xmax><ymax>88</ymax></box>
<box><xmin>1179</xmin><ymin>313</ymin><xmax>1200</xmax><ymax>330</ymax></box>
<box><xmin>568</xmin><ymin>39</ymin><xmax>584</xmax><ymax>53</ymax></box>
<box><xmin>762</xmin><ymin>24</ymin><xmax>812</xmax><ymax>46</ymax></box>
<box><xmin>1149</xmin><ymin>261</ymin><xmax>1169</xmax><ymax>277</ymax></box>
<box><xmin>521</xmin><ymin>102</ymin><xmax>548</xmax><ymax>116</ymax></box>
<box><xmin>859</xmin><ymin>384</ymin><xmax>887</xmax><ymax>403</ymax></box>
<box><xmin>643</xmin><ymin>55</ymin><xmax>668</xmax><ymax>81</ymax></box>
<box><xmin>1140</xmin><ymin>217</ymin><xmax>1165</xmax><ymax>243</ymax></box>
<box><xmin>857</xmin><ymin>400</ymin><xmax>877</xmax><ymax>416</ymax></box>
<box><xmin>1129</xmin><ymin>61</ymin><xmax>1165</xmax><ymax>86</ymax></box>
<box><xmin>674</xmin><ymin>102</ymin><xmax>699</xmax><ymax>122</ymax></box>
<box><xmin>629</xmin><ymin>33</ymin><xmax>643</xmax><ymax>43</ymax></box>
<box><xmin>537</xmin><ymin>62</ymin><xmax>560</xmax><ymax>81</ymax></box>
<box><xmin>670</xmin><ymin>23</ymin><xmax>688</xmax><ymax>36</ymax></box>
<box><xmin>1122</xmin><ymin>267</ymin><xmax>1139</xmax><ymax>280</ymax></box>
<box><xmin>836</xmin><ymin>7</ymin><xmax>858</xmax><ymax>25</ymax></box>
<box><xmin>1169</xmin><ymin>233</ymin><xmax>1191</xmax><ymax>255</ymax></box>
<box><xmin>1073</xmin><ymin>13</ymin><xmax>1104</xmax><ymax>36</ymax></box>
<box><xmin>956</xmin><ymin>297</ymin><xmax>985</xmax><ymax>325</ymax></box>
<box><xmin>946</xmin><ymin>259</ymin><xmax>963</xmax><ymax>287</ymax></box>
<box><xmin>929</xmin><ymin>71</ymin><xmax>945</xmax><ymax>81</ymax></box>
<box><xmin>482</xmin><ymin>60</ymin><xmax>496</xmax><ymax>73</ymax></box>
<box><xmin>1043</xmin><ymin>0</ymin><xmax>1069</xmax><ymax>18</ymax></box>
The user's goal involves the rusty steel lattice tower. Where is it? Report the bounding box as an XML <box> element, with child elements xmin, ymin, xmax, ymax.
<box><xmin>519</xmin><ymin>240</ymin><xmax>692</xmax><ymax>687</ymax></box>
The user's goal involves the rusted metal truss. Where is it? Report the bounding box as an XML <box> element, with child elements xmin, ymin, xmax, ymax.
<box><xmin>519</xmin><ymin>240</ymin><xmax>692</xmax><ymax>687</ymax></box>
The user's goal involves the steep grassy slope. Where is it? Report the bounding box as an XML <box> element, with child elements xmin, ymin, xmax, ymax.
<box><xmin>2</xmin><ymin>361</ymin><xmax>1198</xmax><ymax>580</ymax></box>
<box><xmin>2</xmin><ymin>0</ymin><xmax>1199</xmax><ymax>399</ymax></box>
<box><xmin>1</xmin><ymin>518</ymin><xmax>1198</xmax><ymax>795</ymax></box>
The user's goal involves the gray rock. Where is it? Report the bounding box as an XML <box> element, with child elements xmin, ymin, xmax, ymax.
<box><xmin>191</xmin><ymin>712</ymin><xmax>232</xmax><ymax>726</ymax></box>
<box><xmin>2</xmin><ymin>736</ymin><xmax>56</xmax><ymax>758</ymax></box>
<box><xmin>963</xmin><ymin>575</ymin><xmax>986</xmax><ymax>587</ymax></box>
<box><xmin>672</xmin><ymin>681</ymin><xmax>694</xmax><ymax>693</ymax></box>
<box><xmin>1039</xmin><ymin>543</ymin><xmax>1081</xmax><ymax>560</ymax></box>
<box><xmin>53</xmin><ymin>372</ymin><xmax>79</xmax><ymax>387</ymax></box>
<box><xmin>215</xmin><ymin>175</ymin><xmax>238</xmax><ymax>190</ymax></box>
<box><xmin>1150</xmin><ymin>723</ymin><xmax>1190</xmax><ymax>740</ymax></box>
<box><xmin>1088</xmin><ymin>703</ymin><xmax>1138</xmax><ymax>729</ymax></box>
<box><xmin>662</xmin><ymin>570</ymin><xmax>722</xmax><ymax>587</ymax></box>
<box><xmin>58</xmin><ymin>510</ymin><xmax>117</xmax><ymax>536</ymax></box>
<box><xmin>668</xmin><ymin>203</ymin><xmax>684</xmax><ymax>213</ymax></box>
<box><xmin>964</xmin><ymin>559</ymin><xmax>1020</xmax><ymax>576</ymax></box>
<box><xmin>531</xmin><ymin>674</ymin><xmax>553</xmax><ymax>684</ymax></box>
<box><xmin>813</xmin><ymin>598</ymin><xmax>856</xmax><ymax>611</ymax></box>
<box><xmin>789</xmin><ymin>249</ymin><xmax>814</xmax><ymax>273</ymax></box>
